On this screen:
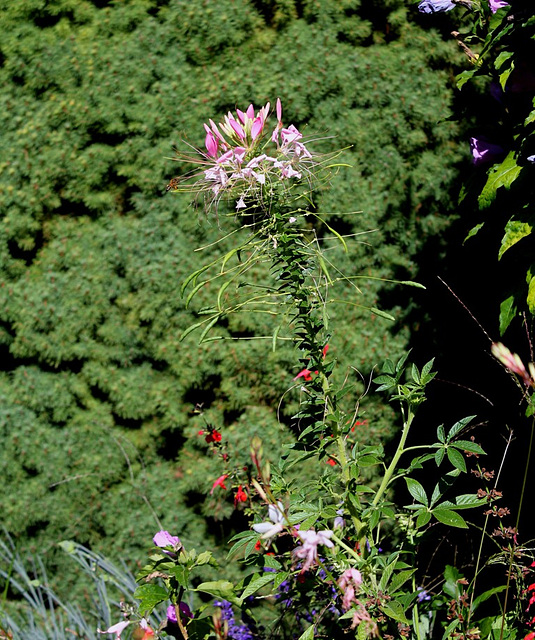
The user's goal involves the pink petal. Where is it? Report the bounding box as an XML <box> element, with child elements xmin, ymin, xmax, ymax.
<box><xmin>229</xmin><ymin>118</ymin><xmax>246</xmax><ymax>140</ymax></box>
<box><xmin>205</xmin><ymin>131</ymin><xmax>218</xmax><ymax>158</ymax></box>
<box><xmin>246</xmin><ymin>104</ymin><xmax>255</xmax><ymax>119</ymax></box>
<box><xmin>276</xmin><ymin>98</ymin><xmax>282</xmax><ymax>124</ymax></box>
<box><xmin>251</xmin><ymin>116</ymin><xmax>264</xmax><ymax>141</ymax></box>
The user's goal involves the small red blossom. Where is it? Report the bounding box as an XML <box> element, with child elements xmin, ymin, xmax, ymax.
<box><xmin>254</xmin><ymin>540</ymin><xmax>262</xmax><ymax>551</ymax></box>
<box><xmin>205</xmin><ymin>429</ymin><xmax>222</xmax><ymax>443</ymax></box>
<box><xmin>293</xmin><ymin>368</ymin><xmax>319</xmax><ymax>382</ymax></box>
<box><xmin>351</xmin><ymin>419</ymin><xmax>369</xmax><ymax>432</ymax></box>
<box><xmin>326</xmin><ymin>458</ymin><xmax>336</xmax><ymax>466</ymax></box>
<box><xmin>234</xmin><ymin>485</ymin><xmax>248</xmax><ymax>507</ymax></box>
<box><xmin>322</xmin><ymin>344</ymin><xmax>329</xmax><ymax>358</ymax></box>
<box><xmin>210</xmin><ymin>474</ymin><xmax>228</xmax><ymax>495</ymax></box>
<box><xmin>524</xmin><ymin>633</ymin><xmax>535</xmax><ymax>640</ymax></box>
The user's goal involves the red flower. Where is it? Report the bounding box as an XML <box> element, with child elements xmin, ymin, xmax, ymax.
<box><xmin>326</xmin><ymin>458</ymin><xmax>336</xmax><ymax>466</ymax></box>
<box><xmin>234</xmin><ymin>485</ymin><xmax>248</xmax><ymax>507</ymax></box>
<box><xmin>524</xmin><ymin>633</ymin><xmax>535</xmax><ymax>640</ymax></box>
<box><xmin>210</xmin><ymin>474</ymin><xmax>228</xmax><ymax>495</ymax></box>
<box><xmin>293</xmin><ymin>368</ymin><xmax>318</xmax><ymax>382</ymax></box>
<box><xmin>322</xmin><ymin>344</ymin><xmax>329</xmax><ymax>358</ymax></box>
<box><xmin>254</xmin><ymin>540</ymin><xmax>262</xmax><ymax>551</ymax></box>
<box><xmin>205</xmin><ymin>429</ymin><xmax>222</xmax><ymax>443</ymax></box>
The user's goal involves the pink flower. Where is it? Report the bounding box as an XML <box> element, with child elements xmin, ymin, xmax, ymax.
<box><xmin>98</xmin><ymin>619</ymin><xmax>154</xmax><ymax>639</ymax></box>
<box><xmin>210</xmin><ymin>474</ymin><xmax>229</xmax><ymax>494</ymax></box>
<box><xmin>293</xmin><ymin>529</ymin><xmax>334</xmax><ymax>572</ymax></box>
<box><xmin>203</xmin><ymin>125</ymin><xmax>219</xmax><ymax>158</ymax></box>
<box><xmin>491</xmin><ymin>342</ymin><xmax>534</xmax><ymax>386</ymax></box>
<box><xmin>153</xmin><ymin>530</ymin><xmax>181</xmax><ymax>549</ymax></box>
<box><xmin>98</xmin><ymin>621</ymin><xmax>130</xmax><ymax>638</ymax></box>
<box><xmin>338</xmin><ymin>568</ymin><xmax>363</xmax><ymax>611</ymax></box>
<box><xmin>167</xmin><ymin>603</ymin><xmax>193</xmax><ymax>623</ymax></box>
<box><xmin>251</xmin><ymin>116</ymin><xmax>264</xmax><ymax>141</ymax></box>
<box><xmin>276</xmin><ymin>98</ymin><xmax>282</xmax><ymax>125</ymax></box>
<box><xmin>281</xmin><ymin>124</ymin><xmax>303</xmax><ymax>147</ymax></box>
<box><xmin>489</xmin><ymin>0</ymin><xmax>509</xmax><ymax>12</ymax></box>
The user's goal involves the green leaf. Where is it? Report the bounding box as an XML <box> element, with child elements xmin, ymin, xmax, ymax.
<box><xmin>453</xmin><ymin>440</ymin><xmax>485</xmax><ymax>455</ymax></box>
<box><xmin>370</xmin><ymin>307</ymin><xmax>395</xmax><ymax>321</ymax></box>
<box><xmin>447</xmin><ymin>447</ymin><xmax>467</xmax><ymax>472</ymax></box>
<box><xmin>297</xmin><ymin>625</ymin><xmax>315</xmax><ymax>640</ymax></box>
<box><xmin>416</xmin><ymin>510</ymin><xmax>432</xmax><ymax>528</ymax></box>
<box><xmin>435</xmin><ymin>447</ymin><xmax>445</xmax><ymax>466</ymax></box>
<box><xmin>478</xmin><ymin>152</ymin><xmax>522</xmax><ymax>210</ymax></box>
<box><xmin>389</xmin><ymin>569</ymin><xmax>416</xmax><ymax>594</ymax></box>
<box><xmin>527</xmin><ymin>276</ymin><xmax>535</xmax><ymax>315</ymax></box>
<box><xmin>405</xmin><ymin>478</ymin><xmax>428</xmax><ymax>506</ymax></box>
<box><xmin>433</xmin><ymin>508</ymin><xmax>468</xmax><ymax>529</ymax></box>
<box><xmin>499</xmin><ymin>295</ymin><xmax>517</xmax><ymax>334</ymax></box>
<box><xmin>436</xmin><ymin>424</ymin><xmax>445</xmax><ymax>443</ymax></box>
<box><xmin>168</xmin><ymin>565</ymin><xmax>189</xmax><ymax>588</ymax></box>
<box><xmin>134</xmin><ymin>584</ymin><xmax>169</xmax><ymax>616</ymax></box>
<box><xmin>471</xmin><ymin>585</ymin><xmax>507</xmax><ymax>613</ymax></box>
<box><xmin>380</xmin><ymin>600</ymin><xmax>410</xmax><ymax>624</ymax></box>
<box><xmin>446</xmin><ymin>416</ymin><xmax>475</xmax><ymax>441</ymax></box>
<box><xmin>464</xmin><ymin>222</ymin><xmax>485</xmax><ymax>243</ymax></box>
<box><xmin>196</xmin><ymin>580</ymin><xmax>237</xmax><ymax>602</ymax></box>
<box><xmin>454</xmin><ymin>493</ymin><xmax>487</xmax><ymax>510</ymax></box>
<box><xmin>499</xmin><ymin>217</ymin><xmax>533</xmax><ymax>260</ymax></box>
<box><xmin>240</xmin><ymin>573</ymin><xmax>275</xmax><ymax>600</ymax></box>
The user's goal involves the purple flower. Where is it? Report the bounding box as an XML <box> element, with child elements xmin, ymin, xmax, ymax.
<box><xmin>167</xmin><ymin>603</ymin><xmax>193</xmax><ymax>623</ymax></box>
<box><xmin>213</xmin><ymin>601</ymin><xmax>254</xmax><ymax>640</ymax></box>
<box><xmin>488</xmin><ymin>0</ymin><xmax>509</xmax><ymax>12</ymax></box>
<box><xmin>470</xmin><ymin>137</ymin><xmax>504</xmax><ymax>166</ymax></box>
<box><xmin>418</xmin><ymin>0</ymin><xmax>456</xmax><ymax>13</ymax></box>
<box><xmin>417</xmin><ymin>587</ymin><xmax>431</xmax><ymax>603</ymax></box>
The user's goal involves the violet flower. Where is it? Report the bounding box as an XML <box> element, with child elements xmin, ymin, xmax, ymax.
<box><xmin>418</xmin><ymin>0</ymin><xmax>456</xmax><ymax>13</ymax></box>
<box><xmin>488</xmin><ymin>0</ymin><xmax>509</xmax><ymax>12</ymax></box>
<box><xmin>470</xmin><ymin>137</ymin><xmax>504</xmax><ymax>166</ymax></box>
<box><xmin>293</xmin><ymin>529</ymin><xmax>334</xmax><ymax>572</ymax></box>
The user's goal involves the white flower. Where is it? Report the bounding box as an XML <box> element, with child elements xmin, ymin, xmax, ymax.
<box><xmin>252</xmin><ymin>501</ymin><xmax>285</xmax><ymax>539</ymax></box>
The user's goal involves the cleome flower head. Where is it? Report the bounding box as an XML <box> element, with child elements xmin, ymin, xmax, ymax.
<box><xmin>167</xmin><ymin>99</ymin><xmax>320</xmax><ymax>213</ymax></box>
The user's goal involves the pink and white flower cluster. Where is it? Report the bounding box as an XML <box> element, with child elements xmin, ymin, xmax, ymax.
<box><xmin>174</xmin><ymin>99</ymin><xmax>316</xmax><ymax>210</ymax></box>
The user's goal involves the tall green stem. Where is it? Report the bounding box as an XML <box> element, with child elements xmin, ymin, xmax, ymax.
<box><xmin>372</xmin><ymin>406</ymin><xmax>415</xmax><ymax>508</ymax></box>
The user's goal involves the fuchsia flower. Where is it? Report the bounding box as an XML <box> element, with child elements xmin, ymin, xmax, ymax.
<box><xmin>293</xmin><ymin>529</ymin><xmax>334</xmax><ymax>572</ymax></box>
<box><xmin>167</xmin><ymin>603</ymin><xmax>193</xmax><ymax>623</ymax></box>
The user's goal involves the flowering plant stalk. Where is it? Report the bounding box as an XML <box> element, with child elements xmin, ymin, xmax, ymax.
<box><xmin>99</xmin><ymin>100</ymin><xmax>531</xmax><ymax>640</ymax></box>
